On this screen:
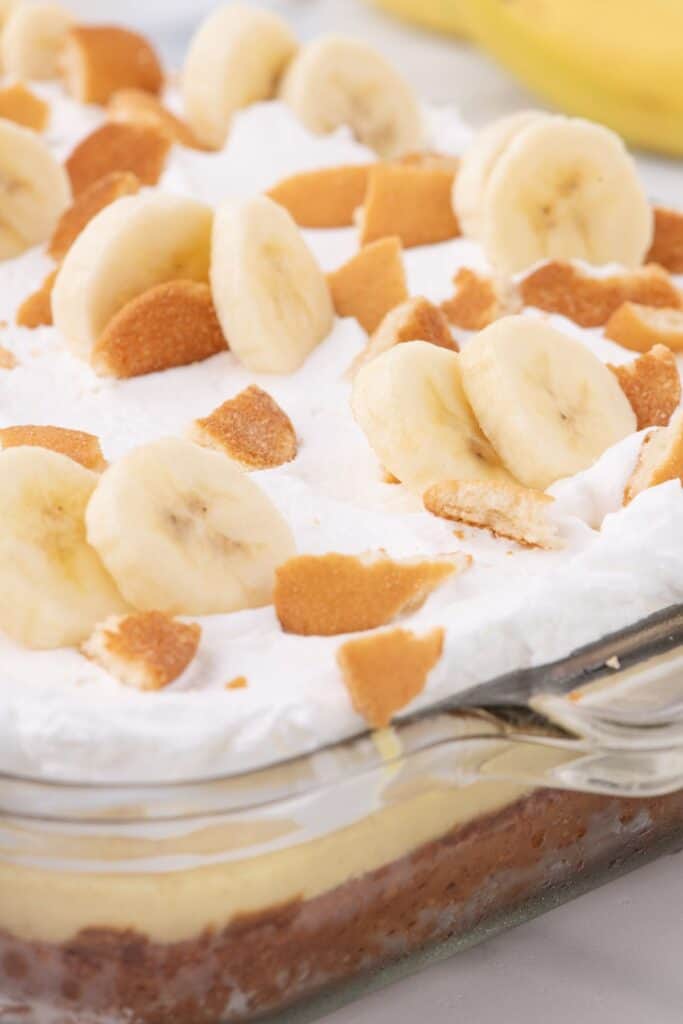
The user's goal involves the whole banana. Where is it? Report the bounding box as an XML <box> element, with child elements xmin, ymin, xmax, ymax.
<box><xmin>462</xmin><ymin>0</ymin><xmax>683</xmax><ymax>157</ymax></box>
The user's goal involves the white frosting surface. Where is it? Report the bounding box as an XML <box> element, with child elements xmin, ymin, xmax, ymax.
<box><xmin>1</xmin><ymin>87</ymin><xmax>682</xmax><ymax>783</ymax></box>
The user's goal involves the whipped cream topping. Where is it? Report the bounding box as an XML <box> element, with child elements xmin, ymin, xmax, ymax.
<box><xmin>0</xmin><ymin>86</ymin><xmax>682</xmax><ymax>783</ymax></box>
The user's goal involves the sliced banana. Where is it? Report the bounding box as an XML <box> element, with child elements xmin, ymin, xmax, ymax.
<box><xmin>0</xmin><ymin>119</ymin><xmax>71</xmax><ymax>260</ymax></box>
<box><xmin>2</xmin><ymin>2</ymin><xmax>73</xmax><ymax>80</ymax></box>
<box><xmin>182</xmin><ymin>3</ymin><xmax>298</xmax><ymax>150</ymax></box>
<box><xmin>280</xmin><ymin>35</ymin><xmax>423</xmax><ymax>159</ymax></box>
<box><xmin>86</xmin><ymin>437</ymin><xmax>296</xmax><ymax>616</ymax></box>
<box><xmin>210</xmin><ymin>195</ymin><xmax>333</xmax><ymax>374</ymax></box>
<box><xmin>460</xmin><ymin>316</ymin><xmax>637</xmax><ymax>490</ymax></box>
<box><xmin>479</xmin><ymin>115</ymin><xmax>653</xmax><ymax>275</ymax></box>
<box><xmin>453</xmin><ymin>110</ymin><xmax>544</xmax><ymax>240</ymax></box>
<box><xmin>352</xmin><ymin>340</ymin><xmax>512</xmax><ymax>495</ymax></box>
<box><xmin>52</xmin><ymin>193</ymin><xmax>213</xmax><ymax>361</ymax></box>
<box><xmin>0</xmin><ymin>447</ymin><xmax>128</xmax><ymax>649</ymax></box>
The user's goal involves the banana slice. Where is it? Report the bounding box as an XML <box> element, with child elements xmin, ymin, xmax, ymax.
<box><xmin>0</xmin><ymin>447</ymin><xmax>127</xmax><ymax>650</ymax></box>
<box><xmin>210</xmin><ymin>195</ymin><xmax>333</xmax><ymax>374</ymax></box>
<box><xmin>52</xmin><ymin>193</ymin><xmax>213</xmax><ymax>361</ymax></box>
<box><xmin>0</xmin><ymin>119</ymin><xmax>71</xmax><ymax>260</ymax></box>
<box><xmin>280</xmin><ymin>35</ymin><xmax>423</xmax><ymax>159</ymax></box>
<box><xmin>182</xmin><ymin>4</ymin><xmax>298</xmax><ymax>150</ymax></box>
<box><xmin>86</xmin><ymin>437</ymin><xmax>296</xmax><ymax>616</ymax></box>
<box><xmin>453</xmin><ymin>110</ymin><xmax>544</xmax><ymax>239</ymax></box>
<box><xmin>460</xmin><ymin>316</ymin><xmax>637</xmax><ymax>490</ymax></box>
<box><xmin>352</xmin><ymin>340</ymin><xmax>512</xmax><ymax>495</ymax></box>
<box><xmin>479</xmin><ymin>116</ymin><xmax>653</xmax><ymax>275</ymax></box>
<box><xmin>2</xmin><ymin>2</ymin><xmax>73</xmax><ymax>80</ymax></box>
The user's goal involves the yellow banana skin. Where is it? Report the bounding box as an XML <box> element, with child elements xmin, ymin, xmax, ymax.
<box><xmin>462</xmin><ymin>0</ymin><xmax>683</xmax><ymax>157</ymax></box>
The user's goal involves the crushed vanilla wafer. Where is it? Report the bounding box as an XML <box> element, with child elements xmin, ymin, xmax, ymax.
<box><xmin>398</xmin><ymin>151</ymin><xmax>460</xmax><ymax>173</ymax></box>
<box><xmin>328</xmin><ymin>236</ymin><xmax>408</xmax><ymax>334</ymax></box>
<box><xmin>609</xmin><ymin>345</ymin><xmax>681</xmax><ymax>429</ymax></box>
<box><xmin>605</xmin><ymin>303</ymin><xmax>683</xmax><ymax>354</ymax></box>
<box><xmin>353</xmin><ymin>295</ymin><xmax>456</xmax><ymax>373</ymax></box>
<box><xmin>92</xmin><ymin>280</ymin><xmax>227</xmax><ymax>379</ymax></box>
<box><xmin>647</xmin><ymin>207</ymin><xmax>683</xmax><ymax>273</ymax></box>
<box><xmin>191</xmin><ymin>386</ymin><xmax>297</xmax><ymax>470</ymax></box>
<box><xmin>0</xmin><ymin>82</ymin><xmax>49</xmax><ymax>132</ymax></box>
<box><xmin>624</xmin><ymin>410</ymin><xmax>683</xmax><ymax>505</ymax></box>
<box><xmin>83</xmin><ymin>612</ymin><xmax>201</xmax><ymax>692</ymax></box>
<box><xmin>337</xmin><ymin>627</ymin><xmax>445</xmax><ymax>729</ymax></box>
<box><xmin>16</xmin><ymin>268</ymin><xmax>58</xmax><ymax>329</ymax></box>
<box><xmin>441</xmin><ymin>268</ymin><xmax>500</xmax><ymax>331</ymax></box>
<box><xmin>519</xmin><ymin>261</ymin><xmax>680</xmax><ymax>328</ymax></box>
<box><xmin>0</xmin><ymin>425</ymin><xmax>107</xmax><ymax>471</ymax></box>
<box><xmin>61</xmin><ymin>25</ymin><xmax>163</xmax><ymax>105</ymax></box>
<box><xmin>275</xmin><ymin>552</ymin><xmax>465</xmax><ymax>636</ymax></box>
<box><xmin>359</xmin><ymin>163</ymin><xmax>460</xmax><ymax>249</ymax></box>
<box><xmin>0</xmin><ymin>346</ymin><xmax>16</xmax><ymax>370</ymax></box>
<box><xmin>267</xmin><ymin>164</ymin><xmax>372</xmax><ymax>228</ymax></box>
<box><xmin>226</xmin><ymin>676</ymin><xmax>248</xmax><ymax>691</ymax></box>
<box><xmin>66</xmin><ymin>122</ymin><xmax>171</xmax><ymax>196</ymax></box>
<box><xmin>108</xmin><ymin>89</ymin><xmax>204</xmax><ymax>151</ymax></box>
<box><xmin>48</xmin><ymin>170</ymin><xmax>141</xmax><ymax>261</ymax></box>
<box><xmin>424</xmin><ymin>479</ymin><xmax>563</xmax><ymax>550</ymax></box>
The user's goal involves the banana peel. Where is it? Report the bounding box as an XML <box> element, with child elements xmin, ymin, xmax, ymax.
<box><xmin>461</xmin><ymin>0</ymin><xmax>683</xmax><ymax>157</ymax></box>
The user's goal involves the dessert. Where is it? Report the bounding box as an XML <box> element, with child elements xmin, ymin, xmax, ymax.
<box><xmin>0</xmin><ymin>4</ymin><xmax>681</xmax><ymax>1023</ymax></box>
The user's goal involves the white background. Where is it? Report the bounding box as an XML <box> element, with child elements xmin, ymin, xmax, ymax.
<box><xmin>79</xmin><ymin>1</ymin><xmax>683</xmax><ymax>1019</ymax></box>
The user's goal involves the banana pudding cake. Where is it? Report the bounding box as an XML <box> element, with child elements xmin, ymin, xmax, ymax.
<box><xmin>0</xmin><ymin>3</ymin><xmax>682</xmax><ymax>1022</ymax></box>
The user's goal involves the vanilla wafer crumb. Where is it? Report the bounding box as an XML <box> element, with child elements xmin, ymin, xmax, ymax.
<box><xmin>605</xmin><ymin>303</ymin><xmax>683</xmax><ymax>354</ymax></box>
<box><xmin>108</xmin><ymin>89</ymin><xmax>204</xmax><ymax>150</ymax></box>
<box><xmin>359</xmin><ymin>163</ymin><xmax>460</xmax><ymax>249</ymax></box>
<box><xmin>624</xmin><ymin>410</ymin><xmax>683</xmax><ymax>505</ymax></box>
<box><xmin>49</xmin><ymin>170</ymin><xmax>140</xmax><ymax>261</ymax></box>
<box><xmin>93</xmin><ymin>281</ymin><xmax>227</xmax><ymax>379</ymax></box>
<box><xmin>62</xmin><ymin>25</ymin><xmax>163</xmax><ymax>106</ymax></box>
<box><xmin>191</xmin><ymin>386</ymin><xmax>297</xmax><ymax>470</ymax></box>
<box><xmin>267</xmin><ymin>164</ymin><xmax>372</xmax><ymax>228</ymax></box>
<box><xmin>226</xmin><ymin>676</ymin><xmax>248</xmax><ymax>691</ymax></box>
<box><xmin>83</xmin><ymin>612</ymin><xmax>201</xmax><ymax>692</ymax></box>
<box><xmin>520</xmin><ymin>261</ymin><xmax>680</xmax><ymax>328</ymax></box>
<box><xmin>275</xmin><ymin>552</ymin><xmax>465</xmax><ymax>636</ymax></box>
<box><xmin>0</xmin><ymin>346</ymin><xmax>16</xmax><ymax>370</ymax></box>
<box><xmin>16</xmin><ymin>269</ymin><xmax>59</xmax><ymax>329</ymax></box>
<box><xmin>0</xmin><ymin>82</ymin><xmax>49</xmax><ymax>132</ymax></box>
<box><xmin>354</xmin><ymin>296</ymin><xmax>457</xmax><ymax>372</ymax></box>
<box><xmin>0</xmin><ymin>425</ymin><xmax>107</xmax><ymax>471</ymax></box>
<box><xmin>337</xmin><ymin>627</ymin><xmax>445</xmax><ymax>728</ymax></box>
<box><xmin>424</xmin><ymin>479</ymin><xmax>562</xmax><ymax>550</ymax></box>
<box><xmin>66</xmin><ymin>122</ymin><xmax>171</xmax><ymax>196</ymax></box>
<box><xmin>441</xmin><ymin>268</ymin><xmax>500</xmax><ymax>331</ymax></box>
<box><xmin>609</xmin><ymin>345</ymin><xmax>681</xmax><ymax>429</ymax></box>
<box><xmin>328</xmin><ymin>236</ymin><xmax>408</xmax><ymax>334</ymax></box>
<box><xmin>647</xmin><ymin>206</ymin><xmax>683</xmax><ymax>273</ymax></box>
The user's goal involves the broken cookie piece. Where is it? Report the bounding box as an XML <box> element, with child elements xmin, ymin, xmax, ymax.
<box><xmin>48</xmin><ymin>170</ymin><xmax>141</xmax><ymax>261</ymax></box>
<box><xmin>61</xmin><ymin>25</ymin><xmax>163</xmax><ymax>105</ymax></box>
<box><xmin>0</xmin><ymin>346</ymin><xmax>16</xmax><ymax>370</ymax></box>
<box><xmin>17</xmin><ymin>268</ymin><xmax>58</xmax><ymax>328</ymax></box>
<box><xmin>610</xmin><ymin>345</ymin><xmax>681</xmax><ymax>429</ymax></box>
<box><xmin>605</xmin><ymin>302</ymin><xmax>683</xmax><ymax>354</ymax></box>
<box><xmin>519</xmin><ymin>261</ymin><xmax>680</xmax><ymax>328</ymax></box>
<box><xmin>267</xmin><ymin>164</ymin><xmax>372</xmax><ymax>228</ymax></box>
<box><xmin>108</xmin><ymin>89</ymin><xmax>204</xmax><ymax>150</ymax></box>
<box><xmin>354</xmin><ymin>295</ymin><xmax>456</xmax><ymax>372</ymax></box>
<box><xmin>337</xmin><ymin>626</ymin><xmax>445</xmax><ymax>729</ymax></box>
<box><xmin>441</xmin><ymin>268</ymin><xmax>500</xmax><ymax>331</ymax></box>
<box><xmin>93</xmin><ymin>280</ymin><xmax>227</xmax><ymax>379</ymax></box>
<box><xmin>83</xmin><ymin>612</ymin><xmax>201</xmax><ymax>691</ymax></box>
<box><xmin>275</xmin><ymin>551</ymin><xmax>465</xmax><ymax>636</ymax></box>
<box><xmin>0</xmin><ymin>425</ymin><xmax>107</xmax><ymax>471</ymax></box>
<box><xmin>424</xmin><ymin>479</ymin><xmax>562</xmax><ymax>550</ymax></box>
<box><xmin>0</xmin><ymin>82</ymin><xmax>49</xmax><ymax>132</ymax></box>
<box><xmin>66</xmin><ymin>122</ymin><xmax>171</xmax><ymax>196</ymax></box>
<box><xmin>359</xmin><ymin>163</ymin><xmax>460</xmax><ymax>249</ymax></box>
<box><xmin>191</xmin><ymin>386</ymin><xmax>297</xmax><ymax>470</ymax></box>
<box><xmin>328</xmin><ymin>236</ymin><xmax>408</xmax><ymax>334</ymax></box>
<box><xmin>647</xmin><ymin>206</ymin><xmax>683</xmax><ymax>273</ymax></box>
<box><xmin>624</xmin><ymin>411</ymin><xmax>683</xmax><ymax>505</ymax></box>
